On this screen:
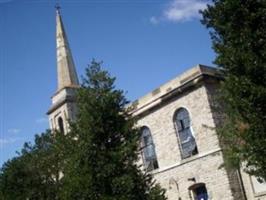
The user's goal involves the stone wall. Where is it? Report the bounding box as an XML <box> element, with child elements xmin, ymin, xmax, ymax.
<box><xmin>136</xmin><ymin>79</ymin><xmax>245</xmax><ymax>200</ymax></box>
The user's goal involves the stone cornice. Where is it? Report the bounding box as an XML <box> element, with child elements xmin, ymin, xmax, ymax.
<box><xmin>47</xmin><ymin>95</ymin><xmax>76</xmax><ymax>115</ymax></box>
<box><xmin>129</xmin><ymin>65</ymin><xmax>223</xmax><ymax>117</ymax></box>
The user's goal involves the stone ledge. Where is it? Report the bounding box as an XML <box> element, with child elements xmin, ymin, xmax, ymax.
<box><xmin>151</xmin><ymin>148</ymin><xmax>222</xmax><ymax>175</ymax></box>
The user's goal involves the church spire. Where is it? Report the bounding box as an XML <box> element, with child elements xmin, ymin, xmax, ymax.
<box><xmin>55</xmin><ymin>6</ymin><xmax>79</xmax><ymax>91</ymax></box>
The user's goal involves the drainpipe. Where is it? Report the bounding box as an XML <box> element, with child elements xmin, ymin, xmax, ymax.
<box><xmin>237</xmin><ymin>168</ymin><xmax>248</xmax><ymax>200</ymax></box>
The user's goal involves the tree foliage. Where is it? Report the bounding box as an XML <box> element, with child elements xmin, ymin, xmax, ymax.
<box><xmin>60</xmin><ymin>60</ymin><xmax>166</xmax><ymax>200</ymax></box>
<box><xmin>201</xmin><ymin>0</ymin><xmax>266</xmax><ymax>180</ymax></box>
<box><xmin>0</xmin><ymin>60</ymin><xmax>166</xmax><ymax>200</ymax></box>
<box><xmin>0</xmin><ymin>131</ymin><xmax>65</xmax><ymax>199</ymax></box>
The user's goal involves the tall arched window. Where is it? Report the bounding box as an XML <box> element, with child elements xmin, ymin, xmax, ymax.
<box><xmin>58</xmin><ymin>117</ymin><xmax>65</xmax><ymax>134</ymax></box>
<box><xmin>174</xmin><ymin>108</ymin><xmax>198</xmax><ymax>159</ymax></box>
<box><xmin>141</xmin><ymin>127</ymin><xmax>159</xmax><ymax>171</ymax></box>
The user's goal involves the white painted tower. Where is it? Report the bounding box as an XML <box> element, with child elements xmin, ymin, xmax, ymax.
<box><xmin>47</xmin><ymin>7</ymin><xmax>79</xmax><ymax>133</ymax></box>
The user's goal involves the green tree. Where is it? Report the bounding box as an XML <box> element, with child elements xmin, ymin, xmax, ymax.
<box><xmin>0</xmin><ymin>130</ymin><xmax>65</xmax><ymax>199</ymax></box>
<box><xmin>201</xmin><ymin>0</ymin><xmax>266</xmax><ymax>180</ymax></box>
<box><xmin>60</xmin><ymin>60</ymin><xmax>166</xmax><ymax>200</ymax></box>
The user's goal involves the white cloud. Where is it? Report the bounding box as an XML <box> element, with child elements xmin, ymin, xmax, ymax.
<box><xmin>36</xmin><ymin>117</ymin><xmax>48</xmax><ymax>124</ymax></box>
<box><xmin>151</xmin><ymin>0</ymin><xmax>209</xmax><ymax>24</ymax></box>
<box><xmin>0</xmin><ymin>137</ymin><xmax>21</xmax><ymax>148</ymax></box>
<box><xmin>8</xmin><ymin>128</ymin><xmax>21</xmax><ymax>134</ymax></box>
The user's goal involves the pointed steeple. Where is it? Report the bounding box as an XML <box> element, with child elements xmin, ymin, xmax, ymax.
<box><xmin>56</xmin><ymin>7</ymin><xmax>79</xmax><ymax>91</ymax></box>
<box><xmin>47</xmin><ymin>6</ymin><xmax>79</xmax><ymax>132</ymax></box>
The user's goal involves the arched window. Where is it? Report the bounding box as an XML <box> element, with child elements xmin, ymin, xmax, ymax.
<box><xmin>58</xmin><ymin>117</ymin><xmax>64</xmax><ymax>134</ymax></box>
<box><xmin>174</xmin><ymin>108</ymin><xmax>198</xmax><ymax>159</ymax></box>
<box><xmin>140</xmin><ymin>127</ymin><xmax>159</xmax><ymax>171</ymax></box>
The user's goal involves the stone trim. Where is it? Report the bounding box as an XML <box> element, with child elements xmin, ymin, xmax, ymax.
<box><xmin>250</xmin><ymin>175</ymin><xmax>266</xmax><ymax>197</ymax></box>
<box><xmin>129</xmin><ymin>65</ymin><xmax>223</xmax><ymax>117</ymax></box>
<box><xmin>52</xmin><ymin>85</ymin><xmax>80</xmax><ymax>97</ymax></box>
<box><xmin>47</xmin><ymin>96</ymin><xmax>75</xmax><ymax>115</ymax></box>
<box><xmin>152</xmin><ymin>148</ymin><xmax>222</xmax><ymax>175</ymax></box>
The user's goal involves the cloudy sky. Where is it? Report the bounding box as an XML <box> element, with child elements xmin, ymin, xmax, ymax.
<box><xmin>0</xmin><ymin>0</ymin><xmax>214</xmax><ymax>165</ymax></box>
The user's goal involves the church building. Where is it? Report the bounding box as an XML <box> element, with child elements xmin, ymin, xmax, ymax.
<box><xmin>47</xmin><ymin>8</ymin><xmax>266</xmax><ymax>200</ymax></box>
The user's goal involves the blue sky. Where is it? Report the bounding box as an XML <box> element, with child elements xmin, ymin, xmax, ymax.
<box><xmin>0</xmin><ymin>0</ymin><xmax>215</xmax><ymax>166</ymax></box>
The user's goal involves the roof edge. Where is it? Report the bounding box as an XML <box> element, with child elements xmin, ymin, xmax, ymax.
<box><xmin>128</xmin><ymin>64</ymin><xmax>222</xmax><ymax>116</ymax></box>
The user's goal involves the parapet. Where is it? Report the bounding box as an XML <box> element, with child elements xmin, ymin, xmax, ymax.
<box><xmin>128</xmin><ymin>64</ymin><xmax>222</xmax><ymax>117</ymax></box>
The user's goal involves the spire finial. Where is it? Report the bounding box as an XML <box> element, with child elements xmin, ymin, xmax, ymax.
<box><xmin>55</xmin><ymin>1</ymin><xmax>61</xmax><ymax>14</ymax></box>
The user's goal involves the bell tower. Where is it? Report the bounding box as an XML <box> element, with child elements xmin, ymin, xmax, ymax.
<box><xmin>47</xmin><ymin>7</ymin><xmax>79</xmax><ymax>133</ymax></box>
